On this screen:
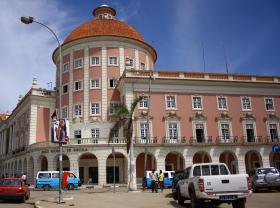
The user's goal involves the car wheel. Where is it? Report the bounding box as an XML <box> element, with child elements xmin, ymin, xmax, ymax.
<box><xmin>43</xmin><ymin>184</ymin><xmax>51</xmax><ymax>191</ymax></box>
<box><xmin>190</xmin><ymin>192</ymin><xmax>202</xmax><ymax>208</ymax></box>
<box><xmin>177</xmin><ymin>189</ymin><xmax>185</xmax><ymax>206</ymax></box>
<box><xmin>232</xmin><ymin>199</ymin><xmax>245</xmax><ymax>208</ymax></box>
<box><xmin>172</xmin><ymin>192</ymin><xmax>178</xmax><ymax>200</ymax></box>
<box><xmin>68</xmin><ymin>183</ymin><xmax>75</xmax><ymax>190</ymax></box>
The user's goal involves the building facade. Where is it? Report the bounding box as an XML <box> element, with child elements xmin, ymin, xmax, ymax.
<box><xmin>0</xmin><ymin>5</ymin><xmax>280</xmax><ymax>186</ymax></box>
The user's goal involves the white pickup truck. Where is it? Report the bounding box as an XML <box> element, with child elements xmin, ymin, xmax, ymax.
<box><xmin>177</xmin><ymin>163</ymin><xmax>252</xmax><ymax>208</ymax></box>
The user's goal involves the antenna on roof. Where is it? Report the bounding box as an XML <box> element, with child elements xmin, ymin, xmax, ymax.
<box><xmin>222</xmin><ymin>44</ymin><xmax>229</xmax><ymax>74</ymax></box>
<box><xmin>201</xmin><ymin>41</ymin><xmax>206</xmax><ymax>72</ymax></box>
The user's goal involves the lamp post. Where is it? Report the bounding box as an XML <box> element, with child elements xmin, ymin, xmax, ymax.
<box><xmin>21</xmin><ymin>16</ymin><xmax>64</xmax><ymax>204</ymax></box>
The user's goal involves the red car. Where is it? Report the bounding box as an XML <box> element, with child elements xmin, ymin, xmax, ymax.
<box><xmin>0</xmin><ymin>178</ymin><xmax>30</xmax><ymax>203</ymax></box>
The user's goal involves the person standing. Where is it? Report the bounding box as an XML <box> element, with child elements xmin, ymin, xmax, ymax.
<box><xmin>158</xmin><ymin>170</ymin><xmax>164</xmax><ymax>192</ymax></box>
<box><xmin>21</xmin><ymin>172</ymin><xmax>27</xmax><ymax>183</ymax></box>
<box><xmin>149</xmin><ymin>169</ymin><xmax>157</xmax><ymax>193</ymax></box>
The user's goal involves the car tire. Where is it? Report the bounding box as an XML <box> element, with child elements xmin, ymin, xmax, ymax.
<box><xmin>190</xmin><ymin>192</ymin><xmax>202</xmax><ymax>208</ymax></box>
<box><xmin>43</xmin><ymin>184</ymin><xmax>51</xmax><ymax>191</ymax></box>
<box><xmin>177</xmin><ymin>189</ymin><xmax>185</xmax><ymax>206</ymax></box>
<box><xmin>172</xmin><ymin>192</ymin><xmax>178</xmax><ymax>200</ymax></box>
<box><xmin>232</xmin><ymin>199</ymin><xmax>245</xmax><ymax>208</ymax></box>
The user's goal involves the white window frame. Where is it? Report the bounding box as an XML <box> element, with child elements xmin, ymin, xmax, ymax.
<box><xmin>73</xmin><ymin>58</ymin><xmax>83</xmax><ymax>69</ymax></box>
<box><xmin>137</xmin><ymin>119</ymin><xmax>153</xmax><ymax>143</ymax></box>
<box><xmin>90</xmin><ymin>102</ymin><xmax>101</xmax><ymax>116</ymax></box>
<box><xmin>138</xmin><ymin>95</ymin><xmax>148</xmax><ymax>109</ymax></box>
<box><xmin>192</xmin><ymin>95</ymin><xmax>203</xmax><ymax>110</ymax></box>
<box><xmin>90</xmin><ymin>78</ymin><xmax>100</xmax><ymax>89</ymax></box>
<box><xmin>90</xmin><ymin>56</ymin><xmax>101</xmax><ymax>66</ymax></box>
<box><xmin>74</xmin><ymin>80</ymin><xmax>83</xmax><ymax>91</ymax></box>
<box><xmin>62</xmin><ymin>84</ymin><xmax>68</xmax><ymax>94</ymax></box>
<box><xmin>165</xmin><ymin>95</ymin><xmax>177</xmax><ymax>110</ymax></box>
<box><xmin>108</xmin><ymin>56</ymin><xmax>118</xmax><ymax>66</ymax></box>
<box><xmin>73</xmin><ymin>104</ymin><xmax>83</xmax><ymax>118</ymax></box>
<box><xmin>61</xmin><ymin>106</ymin><xmax>68</xmax><ymax>119</ymax></box>
<box><xmin>109</xmin><ymin>101</ymin><xmax>120</xmax><ymax>115</ymax></box>
<box><xmin>217</xmin><ymin>121</ymin><xmax>233</xmax><ymax>142</ymax></box>
<box><xmin>192</xmin><ymin>120</ymin><xmax>208</xmax><ymax>142</ymax></box>
<box><xmin>165</xmin><ymin>120</ymin><xmax>181</xmax><ymax>141</ymax></box>
<box><xmin>264</xmin><ymin>97</ymin><xmax>275</xmax><ymax>111</ymax></box>
<box><xmin>125</xmin><ymin>57</ymin><xmax>134</xmax><ymax>67</ymax></box>
<box><xmin>241</xmin><ymin>96</ymin><xmax>252</xmax><ymax>111</ymax></box>
<box><xmin>242</xmin><ymin>120</ymin><xmax>257</xmax><ymax>142</ymax></box>
<box><xmin>266</xmin><ymin>121</ymin><xmax>280</xmax><ymax>142</ymax></box>
<box><xmin>74</xmin><ymin>130</ymin><xmax>82</xmax><ymax>138</ymax></box>
<box><xmin>108</xmin><ymin>78</ymin><xmax>118</xmax><ymax>89</ymax></box>
<box><xmin>63</xmin><ymin>62</ymin><xmax>70</xmax><ymax>73</ymax></box>
<box><xmin>217</xmin><ymin>96</ymin><xmax>228</xmax><ymax>111</ymax></box>
<box><xmin>91</xmin><ymin>128</ymin><xmax>100</xmax><ymax>139</ymax></box>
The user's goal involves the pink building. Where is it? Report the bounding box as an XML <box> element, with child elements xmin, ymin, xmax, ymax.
<box><xmin>0</xmin><ymin>5</ymin><xmax>280</xmax><ymax>186</ymax></box>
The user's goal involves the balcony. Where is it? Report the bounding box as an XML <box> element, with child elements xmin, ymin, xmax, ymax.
<box><xmin>68</xmin><ymin>137</ymin><xmax>127</xmax><ymax>145</ymax></box>
<box><xmin>134</xmin><ymin>137</ymin><xmax>159</xmax><ymax>145</ymax></box>
<box><xmin>189</xmin><ymin>136</ymin><xmax>214</xmax><ymax>144</ymax></box>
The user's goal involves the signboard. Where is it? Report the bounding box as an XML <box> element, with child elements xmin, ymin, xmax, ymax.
<box><xmin>51</xmin><ymin>118</ymin><xmax>69</xmax><ymax>143</ymax></box>
<box><xmin>272</xmin><ymin>145</ymin><xmax>280</xmax><ymax>152</ymax></box>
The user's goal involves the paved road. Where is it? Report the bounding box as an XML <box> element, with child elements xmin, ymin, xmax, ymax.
<box><xmin>0</xmin><ymin>188</ymin><xmax>279</xmax><ymax>208</ymax></box>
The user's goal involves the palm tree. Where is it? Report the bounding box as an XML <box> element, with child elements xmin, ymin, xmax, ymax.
<box><xmin>109</xmin><ymin>96</ymin><xmax>142</xmax><ymax>191</ymax></box>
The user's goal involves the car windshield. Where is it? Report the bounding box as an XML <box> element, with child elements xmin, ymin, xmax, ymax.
<box><xmin>257</xmin><ymin>168</ymin><xmax>278</xmax><ymax>174</ymax></box>
<box><xmin>0</xmin><ymin>179</ymin><xmax>21</xmax><ymax>187</ymax></box>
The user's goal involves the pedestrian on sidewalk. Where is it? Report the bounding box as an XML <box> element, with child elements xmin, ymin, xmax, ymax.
<box><xmin>149</xmin><ymin>169</ymin><xmax>158</xmax><ymax>193</ymax></box>
<box><xmin>158</xmin><ymin>170</ymin><xmax>164</xmax><ymax>192</ymax></box>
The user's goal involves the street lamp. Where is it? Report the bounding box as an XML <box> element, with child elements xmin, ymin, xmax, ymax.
<box><xmin>20</xmin><ymin>16</ymin><xmax>64</xmax><ymax>204</ymax></box>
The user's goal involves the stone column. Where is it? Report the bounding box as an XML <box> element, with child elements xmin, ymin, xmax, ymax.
<box><xmin>98</xmin><ymin>157</ymin><xmax>107</xmax><ymax>186</ymax></box>
<box><xmin>69</xmin><ymin>155</ymin><xmax>79</xmax><ymax>177</ymax></box>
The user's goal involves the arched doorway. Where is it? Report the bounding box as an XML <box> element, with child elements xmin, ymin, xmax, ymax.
<box><xmin>245</xmin><ymin>150</ymin><xmax>263</xmax><ymax>173</ymax></box>
<box><xmin>165</xmin><ymin>152</ymin><xmax>185</xmax><ymax>171</ymax></box>
<box><xmin>219</xmin><ymin>151</ymin><xmax>238</xmax><ymax>174</ymax></box>
<box><xmin>78</xmin><ymin>153</ymin><xmax>98</xmax><ymax>184</ymax></box>
<box><xmin>54</xmin><ymin>154</ymin><xmax>70</xmax><ymax>171</ymax></box>
<box><xmin>28</xmin><ymin>157</ymin><xmax>34</xmax><ymax>184</ymax></box>
<box><xmin>269</xmin><ymin>152</ymin><xmax>280</xmax><ymax>169</ymax></box>
<box><xmin>106</xmin><ymin>153</ymin><xmax>128</xmax><ymax>184</ymax></box>
<box><xmin>193</xmin><ymin>151</ymin><xmax>211</xmax><ymax>163</ymax></box>
<box><xmin>136</xmin><ymin>153</ymin><xmax>157</xmax><ymax>182</ymax></box>
<box><xmin>37</xmin><ymin>155</ymin><xmax>48</xmax><ymax>171</ymax></box>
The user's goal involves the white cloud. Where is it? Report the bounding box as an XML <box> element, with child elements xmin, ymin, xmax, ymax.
<box><xmin>0</xmin><ymin>0</ymin><xmax>70</xmax><ymax>113</ymax></box>
<box><xmin>113</xmin><ymin>1</ymin><xmax>140</xmax><ymax>22</ymax></box>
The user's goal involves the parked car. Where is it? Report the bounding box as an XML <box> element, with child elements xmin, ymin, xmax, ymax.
<box><xmin>177</xmin><ymin>163</ymin><xmax>252</xmax><ymax>208</ymax></box>
<box><xmin>144</xmin><ymin>170</ymin><xmax>175</xmax><ymax>188</ymax></box>
<box><xmin>171</xmin><ymin>170</ymin><xmax>184</xmax><ymax>200</ymax></box>
<box><xmin>249</xmin><ymin>167</ymin><xmax>280</xmax><ymax>192</ymax></box>
<box><xmin>35</xmin><ymin>171</ymin><xmax>80</xmax><ymax>191</ymax></box>
<box><xmin>0</xmin><ymin>178</ymin><xmax>30</xmax><ymax>203</ymax></box>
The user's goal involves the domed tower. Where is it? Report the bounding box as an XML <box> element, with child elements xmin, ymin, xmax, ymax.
<box><xmin>52</xmin><ymin>5</ymin><xmax>157</xmax><ymax>140</ymax></box>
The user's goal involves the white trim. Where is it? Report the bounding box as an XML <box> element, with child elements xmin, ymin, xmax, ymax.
<box><xmin>216</xmin><ymin>96</ymin><xmax>228</xmax><ymax>111</ymax></box>
<box><xmin>89</xmin><ymin>78</ymin><xmax>101</xmax><ymax>89</ymax></box>
<box><xmin>73</xmin><ymin>103</ymin><xmax>83</xmax><ymax>118</ymax></box>
<box><xmin>61</xmin><ymin>105</ymin><xmax>68</xmax><ymax>119</ymax></box>
<box><xmin>192</xmin><ymin>95</ymin><xmax>203</xmax><ymax>110</ymax></box>
<box><xmin>108</xmin><ymin>77</ymin><xmax>118</xmax><ymax>89</ymax></box>
<box><xmin>89</xmin><ymin>56</ymin><xmax>101</xmax><ymax>66</ymax></box>
<box><xmin>137</xmin><ymin>118</ymin><xmax>153</xmax><ymax>143</ymax></box>
<box><xmin>90</xmin><ymin>101</ymin><xmax>101</xmax><ymax>116</ymax></box>
<box><xmin>73</xmin><ymin>57</ymin><xmax>83</xmax><ymax>69</ymax></box>
<box><xmin>242</xmin><ymin>120</ymin><xmax>258</xmax><ymax>141</ymax></box>
<box><xmin>62</xmin><ymin>62</ymin><xmax>70</xmax><ymax>73</ymax></box>
<box><xmin>73</xmin><ymin>80</ymin><xmax>83</xmax><ymax>91</ymax></box>
<box><xmin>165</xmin><ymin>120</ymin><xmax>181</xmax><ymax>140</ymax></box>
<box><xmin>165</xmin><ymin>94</ymin><xmax>177</xmax><ymax>110</ymax></box>
<box><xmin>264</xmin><ymin>97</ymin><xmax>275</xmax><ymax>111</ymax></box>
<box><xmin>217</xmin><ymin>120</ymin><xmax>233</xmax><ymax>142</ymax></box>
<box><xmin>192</xmin><ymin>120</ymin><xmax>208</xmax><ymax>142</ymax></box>
<box><xmin>241</xmin><ymin>96</ymin><xmax>252</xmax><ymax>111</ymax></box>
<box><xmin>138</xmin><ymin>94</ymin><xmax>148</xmax><ymax>109</ymax></box>
<box><xmin>108</xmin><ymin>56</ymin><xmax>119</xmax><ymax>66</ymax></box>
<box><xmin>266</xmin><ymin>120</ymin><xmax>280</xmax><ymax>141</ymax></box>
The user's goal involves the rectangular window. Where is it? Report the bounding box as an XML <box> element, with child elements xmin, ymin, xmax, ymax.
<box><xmin>269</xmin><ymin>124</ymin><xmax>279</xmax><ymax>142</ymax></box>
<box><xmin>74</xmin><ymin>130</ymin><xmax>81</xmax><ymax>138</ymax></box>
<box><xmin>166</xmin><ymin>95</ymin><xmax>176</xmax><ymax>109</ymax></box>
<box><xmin>61</xmin><ymin>106</ymin><xmax>68</xmax><ymax>119</ymax></box>
<box><xmin>63</xmin><ymin>62</ymin><xmax>70</xmax><ymax>73</ymax></box>
<box><xmin>241</xmin><ymin>97</ymin><xmax>251</xmax><ymax>110</ymax></box>
<box><xmin>246</xmin><ymin>124</ymin><xmax>255</xmax><ymax>142</ymax></box>
<box><xmin>125</xmin><ymin>57</ymin><xmax>134</xmax><ymax>66</ymax></box>
<box><xmin>193</xmin><ymin>166</ymin><xmax>201</xmax><ymax>176</ymax></box>
<box><xmin>91</xmin><ymin>56</ymin><xmax>100</xmax><ymax>66</ymax></box>
<box><xmin>90</xmin><ymin>79</ymin><xmax>100</xmax><ymax>89</ymax></box>
<box><xmin>74</xmin><ymin>58</ymin><xmax>83</xmax><ymax>69</ymax></box>
<box><xmin>109</xmin><ymin>78</ymin><xmax>117</xmax><ymax>88</ymax></box>
<box><xmin>195</xmin><ymin>123</ymin><xmax>204</xmax><ymax>143</ymax></box>
<box><xmin>91</xmin><ymin>102</ymin><xmax>100</xmax><ymax>115</ymax></box>
<box><xmin>108</xmin><ymin>56</ymin><xmax>118</xmax><ymax>66</ymax></box>
<box><xmin>192</xmin><ymin>96</ymin><xmax>202</xmax><ymax>110</ymax></box>
<box><xmin>109</xmin><ymin>102</ymin><xmax>119</xmax><ymax>115</ymax></box>
<box><xmin>202</xmin><ymin>165</ymin><xmax>210</xmax><ymax>176</ymax></box>
<box><xmin>221</xmin><ymin>123</ymin><xmax>230</xmax><ymax>140</ymax></box>
<box><xmin>74</xmin><ymin>81</ymin><xmax>82</xmax><ymax>91</ymax></box>
<box><xmin>217</xmin><ymin>97</ymin><xmax>227</xmax><ymax>110</ymax></box>
<box><xmin>74</xmin><ymin>104</ymin><xmax>82</xmax><ymax>117</ymax></box>
<box><xmin>168</xmin><ymin>123</ymin><xmax>178</xmax><ymax>139</ymax></box>
<box><xmin>91</xmin><ymin>129</ymin><xmax>100</xmax><ymax>138</ymax></box>
<box><xmin>265</xmin><ymin>98</ymin><xmax>274</xmax><ymax>111</ymax></box>
<box><xmin>140</xmin><ymin>122</ymin><xmax>147</xmax><ymax>140</ymax></box>
<box><xmin>139</xmin><ymin>96</ymin><xmax>148</xmax><ymax>108</ymax></box>
<box><xmin>140</xmin><ymin>62</ymin><xmax>146</xmax><ymax>70</ymax></box>
<box><xmin>62</xmin><ymin>84</ymin><xmax>68</xmax><ymax>94</ymax></box>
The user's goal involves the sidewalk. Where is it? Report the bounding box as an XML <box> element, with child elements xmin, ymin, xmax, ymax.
<box><xmin>33</xmin><ymin>187</ymin><xmax>177</xmax><ymax>208</ymax></box>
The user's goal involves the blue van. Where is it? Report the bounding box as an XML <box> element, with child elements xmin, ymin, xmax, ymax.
<box><xmin>35</xmin><ymin>171</ymin><xmax>80</xmax><ymax>190</ymax></box>
<box><xmin>144</xmin><ymin>170</ymin><xmax>174</xmax><ymax>188</ymax></box>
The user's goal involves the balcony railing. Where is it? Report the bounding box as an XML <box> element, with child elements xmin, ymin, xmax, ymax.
<box><xmin>189</xmin><ymin>136</ymin><xmax>214</xmax><ymax>144</ymax></box>
<box><xmin>68</xmin><ymin>137</ymin><xmax>127</xmax><ymax>145</ymax></box>
<box><xmin>162</xmin><ymin>137</ymin><xmax>187</xmax><ymax>144</ymax></box>
<box><xmin>134</xmin><ymin>137</ymin><xmax>159</xmax><ymax>144</ymax></box>
<box><xmin>216</xmin><ymin>136</ymin><xmax>239</xmax><ymax>144</ymax></box>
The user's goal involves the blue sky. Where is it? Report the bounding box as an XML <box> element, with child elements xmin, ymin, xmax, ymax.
<box><xmin>0</xmin><ymin>0</ymin><xmax>280</xmax><ymax>112</ymax></box>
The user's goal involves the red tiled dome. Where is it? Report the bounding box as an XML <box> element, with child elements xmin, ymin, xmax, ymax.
<box><xmin>64</xmin><ymin>19</ymin><xmax>145</xmax><ymax>44</ymax></box>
